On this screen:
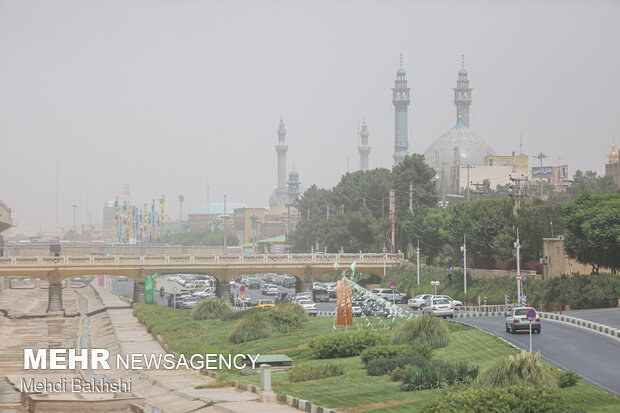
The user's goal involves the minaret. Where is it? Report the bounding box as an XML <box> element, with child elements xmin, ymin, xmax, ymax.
<box><xmin>287</xmin><ymin>168</ymin><xmax>301</xmax><ymax>203</ymax></box>
<box><xmin>454</xmin><ymin>55</ymin><xmax>472</xmax><ymax>127</ymax></box>
<box><xmin>607</xmin><ymin>141</ymin><xmax>618</xmax><ymax>164</ymax></box>
<box><xmin>392</xmin><ymin>54</ymin><xmax>410</xmax><ymax>165</ymax></box>
<box><xmin>358</xmin><ymin>119</ymin><xmax>371</xmax><ymax>171</ymax></box>
<box><xmin>276</xmin><ymin>116</ymin><xmax>288</xmax><ymax>189</ymax></box>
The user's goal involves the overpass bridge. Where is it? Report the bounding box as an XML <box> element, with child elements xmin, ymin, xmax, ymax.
<box><xmin>0</xmin><ymin>253</ymin><xmax>404</xmax><ymax>314</ymax></box>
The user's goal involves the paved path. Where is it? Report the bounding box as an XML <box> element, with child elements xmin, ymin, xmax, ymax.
<box><xmin>91</xmin><ymin>283</ymin><xmax>299</xmax><ymax>413</ymax></box>
<box><xmin>459</xmin><ymin>316</ymin><xmax>620</xmax><ymax>396</ymax></box>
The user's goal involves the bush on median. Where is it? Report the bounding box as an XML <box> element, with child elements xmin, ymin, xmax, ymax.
<box><xmin>287</xmin><ymin>363</ymin><xmax>344</xmax><ymax>383</ymax></box>
<box><xmin>309</xmin><ymin>330</ymin><xmax>387</xmax><ymax>359</ymax></box>
<box><xmin>191</xmin><ymin>298</ymin><xmax>232</xmax><ymax>320</ymax></box>
<box><xmin>475</xmin><ymin>350</ymin><xmax>558</xmax><ymax>388</ymax></box>
<box><xmin>360</xmin><ymin>343</ymin><xmax>432</xmax><ymax>365</ymax></box>
<box><xmin>228</xmin><ymin>313</ymin><xmax>275</xmax><ymax>344</ymax></box>
<box><xmin>422</xmin><ymin>385</ymin><xmax>565</xmax><ymax>412</ymax></box>
<box><xmin>392</xmin><ymin>315</ymin><xmax>450</xmax><ymax>349</ymax></box>
<box><xmin>401</xmin><ymin>361</ymin><xmax>478</xmax><ymax>391</ymax></box>
<box><xmin>366</xmin><ymin>352</ymin><xmax>430</xmax><ymax>376</ymax></box>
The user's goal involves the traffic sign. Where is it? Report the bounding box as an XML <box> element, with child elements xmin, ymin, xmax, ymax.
<box><xmin>172</xmin><ymin>286</ymin><xmax>178</xmax><ymax>293</ymax></box>
<box><xmin>389</xmin><ymin>281</ymin><xmax>397</xmax><ymax>290</ymax></box>
<box><xmin>505</xmin><ymin>294</ymin><xmax>510</xmax><ymax>304</ymax></box>
<box><xmin>239</xmin><ymin>292</ymin><xmax>247</xmax><ymax>300</ymax></box>
<box><xmin>526</xmin><ymin>309</ymin><xmax>536</xmax><ymax>322</ymax></box>
<box><xmin>239</xmin><ymin>285</ymin><xmax>246</xmax><ymax>293</ymax></box>
<box><xmin>521</xmin><ymin>275</ymin><xmax>527</xmax><ymax>281</ymax></box>
<box><xmin>521</xmin><ymin>295</ymin><xmax>527</xmax><ymax>305</ymax></box>
<box><xmin>516</xmin><ymin>274</ymin><xmax>522</xmax><ymax>281</ymax></box>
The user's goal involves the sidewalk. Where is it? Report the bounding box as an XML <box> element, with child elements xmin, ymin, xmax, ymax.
<box><xmin>89</xmin><ymin>283</ymin><xmax>300</xmax><ymax>413</ymax></box>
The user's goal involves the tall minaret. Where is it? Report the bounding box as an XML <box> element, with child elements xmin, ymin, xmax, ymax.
<box><xmin>454</xmin><ymin>55</ymin><xmax>472</xmax><ymax>127</ymax></box>
<box><xmin>392</xmin><ymin>54</ymin><xmax>410</xmax><ymax>165</ymax></box>
<box><xmin>276</xmin><ymin>116</ymin><xmax>288</xmax><ymax>189</ymax></box>
<box><xmin>358</xmin><ymin>119</ymin><xmax>371</xmax><ymax>171</ymax></box>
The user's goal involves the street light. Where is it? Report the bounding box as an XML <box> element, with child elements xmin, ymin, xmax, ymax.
<box><xmin>431</xmin><ymin>280</ymin><xmax>440</xmax><ymax>295</ymax></box>
<box><xmin>71</xmin><ymin>205</ymin><xmax>78</xmax><ymax>235</ymax></box>
<box><xmin>178</xmin><ymin>195</ymin><xmax>184</xmax><ymax>227</ymax></box>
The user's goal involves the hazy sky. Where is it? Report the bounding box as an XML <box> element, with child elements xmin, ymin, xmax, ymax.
<box><xmin>1</xmin><ymin>0</ymin><xmax>619</xmax><ymax>232</ymax></box>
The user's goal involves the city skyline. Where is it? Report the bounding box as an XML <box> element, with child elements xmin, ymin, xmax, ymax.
<box><xmin>1</xmin><ymin>0</ymin><xmax>619</xmax><ymax>230</ymax></box>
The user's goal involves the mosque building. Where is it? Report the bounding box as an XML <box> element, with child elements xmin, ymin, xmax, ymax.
<box><xmin>358</xmin><ymin>119</ymin><xmax>371</xmax><ymax>171</ymax></box>
<box><xmin>605</xmin><ymin>141</ymin><xmax>619</xmax><ymax>187</ymax></box>
<box><xmin>422</xmin><ymin>57</ymin><xmax>496</xmax><ymax>197</ymax></box>
<box><xmin>392</xmin><ymin>54</ymin><xmax>411</xmax><ymax>165</ymax></box>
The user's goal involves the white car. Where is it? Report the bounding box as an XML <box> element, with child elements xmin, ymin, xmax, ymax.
<box><xmin>297</xmin><ymin>299</ymin><xmax>318</xmax><ymax>316</ymax></box>
<box><xmin>408</xmin><ymin>294</ymin><xmax>432</xmax><ymax>309</ymax></box>
<box><xmin>262</xmin><ymin>284</ymin><xmax>279</xmax><ymax>295</ymax></box>
<box><xmin>193</xmin><ymin>287</ymin><xmax>216</xmax><ymax>298</ymax></box>
<box><xmin>433</xmin><ymin>295</ymin><xmax>463</xmax><ymax>307</ymax></box>
<box><xmin>421</xmin><ymin>297</ymin><xmax>454</xmax><ymax>318</ymax></box>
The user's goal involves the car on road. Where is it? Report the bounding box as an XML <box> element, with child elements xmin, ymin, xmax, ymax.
<box><xmin>313</xmin><ymin>289</ymin><xmax>330</xmax><ymax>303</ymax></box>
<box><xmin>257</xmin><ymin>299</ymin><xmax>276</xmax><ymax>309</ymax></box>
<box><xmin>327</xmin><ymin>284</ymin><xmax>337</xmax><ymax>298</ymax></box>
<box><xmin>506</xmin><ymin>307</ymin><xmax>541</xmax><ymax>334</ymax></box>
<box><xmin>180</xmin><ymin>296</ymin><xmax>198</xmax><ymax>309</ymax></box>
<box><xmin>262</xmin><ymin>284</ymin><xmax>279</xmax><ymax>295</ymax></box>
<box><xmin>433</xmin><ymin>295</ymin><xmax>463</xmax><ymax>308</ymax></box>
<box><xmin>297</xmin><ymin>299</ymin><xmax>318</xmax><ymax>316</ymax></box>
<box><xmin>371</xmin><ymin>288</ymin><xmax>409</xmax><ymax>304</ymax></box>
<box><xmin>408</xmin><ymin>294</ymin><xmax>432</xmax><ymax>309</ymax></box>
<box><xmin>421</xmin><ymin>297</ymin><xmax>454</xmax><ymax>318</ymax></box>
<box><xmin>366</xmin><ymin>301</ymin><xmax>391</xmax><ymax>317</ymax></box>
<box><xmin>294</xmin><ymin>292</ymin><xmax>310</xmax><ymax>303</ymax></box>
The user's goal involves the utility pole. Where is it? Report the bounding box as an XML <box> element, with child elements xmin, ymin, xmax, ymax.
<box><xmin>326</xmin><ymin>204</ymin><xmax>330</xmax><ymax>220</ymax></box>
<box><xmin>466</xmin><ymin>165</ymin><xmax>471</xmax><ymax>201</ymax></box>
<box><xmin>71</xmin><ymin>205</ymin><xmax>77</xmax><ymax>235</ymax></box>
<box><xmin>389</xmin><ymin>189</ymin><xmax>396</xmax><ymax>253</ymax></box>
<box><xmin>461</xmin><ymin>235</ymin><xmax>467</xmax><ymax>295</ymax></box>
<box><xmin>223</xmin><ymin>194</ymin><xmax>228</xmax><ymax>255</ymax></box>
<box><xmin>409</xmin><ymin>182</ymin><xmax>413</xmax><ymax>211</ymax></box>
<box><xmin>509</xmin><ymin>175</ymin><xmax>526</xmax><ymax>216</ymax></box>
<box><xmin>515</xmin><ymin>228</ymin><xmax>521</xmax><ymax>304</ymax></box>
<box><xmin>416</xmin><ymin>237</ymin><xmax>420</xmax><ymax>286</ymax></box>
<box><xmin>470</xmin><ymin>181</ymin><xmax>486</xmax><ymax>200</ymax></box>
<box><xmin>178</xmin><ymin>194</ymin><xmax>184</xmax><ymax>226</ymax></box>
<box><xmin>534</xmin><ymin>152</ymin><xmax>548</xmax><ymax>198</ymax></box>
<box><xmin>341</xmin><ymin>204</ymin><xmax>344</xmax><ymax>215</ymax></box>
<box><xmin>382</xmin><ymin>196</ymin><xmax>385</xmax><ymax>222</ymax></box>
<box><xmin>56</xmin><ymin>167</ymin><xmax>60</xmax><ymax>230</ymax></box>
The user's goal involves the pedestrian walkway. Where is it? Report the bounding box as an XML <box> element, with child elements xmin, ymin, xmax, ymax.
<box><xmin>89</xmin><ymin>283</ymin><xmax>300</xmax><ymax>413</ymax></box>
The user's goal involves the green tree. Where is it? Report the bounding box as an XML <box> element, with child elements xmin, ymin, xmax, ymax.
<box><xmin>562</xmin><ymin>192</ymin><xmax>620</xmax><ymax>273</ymax></box>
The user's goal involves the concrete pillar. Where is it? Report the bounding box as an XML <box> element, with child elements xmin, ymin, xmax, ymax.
<box><xmin>133</xmin><ymin>281</ymin><xmax>146</xmax><ymax>304</ymax></box>
<box><xmin>46</xmin><ymin>282</ymin><xmax>63</xmax><ymax>313</ymax></box>
<box><xmin>259</xmin><ymin>364</ymin><xmax>276</xmax><ymax>402</ymax></box>
<box><xmin>35</xmin><ymin>279</ymin><xmax>41</xmax><ymax>288</ymax></box>
<box><xmin>260</xmin><ymin>364</ymin><xmax>272</xmax><ymax>391</ymax></box>
<box><xmin>216</xmin><ymin>281</ymin><xmax>231</xmax><ymax>302</ymax></box>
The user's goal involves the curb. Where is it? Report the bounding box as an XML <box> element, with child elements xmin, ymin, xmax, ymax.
<box><xmin>540</xmin><ymin>312</ymin><xmax>620</xmax><ymax>342</ymax></box>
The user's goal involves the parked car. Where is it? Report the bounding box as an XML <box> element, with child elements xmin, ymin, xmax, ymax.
<box><xmin>247</xmin><ymin>279</ymin><xmax>261</xmax><ymax>289</ymax></box>
<box><xmin>371</xmin><ymin>288</ymin><xmax>408</xmax><ymax>304</ymax></box>
<box><xmin>294</xmin><ymin>292</ymin><xmax>310</xmax><ymax>302</ymax></box>
<box><xmin>421</xmin><ymin>297</ymin><xmax>454</xmax><ymax>318</ymax></box>
<box><xmin>352</xmin><ymin>305</ymin><xmax>363</xmax><ymax>317</ymax></box>
<box><xmin>257</xmin><ymin>299</ymin><xmax>276</xmax><ymax>310</ymax></box>
<box><xmin>327</xmin><ymin>284</ymin><xmax>337</xmax><ymax>298</ymax></box>
<box><xmin>366</xmin><ymin>301</ymin><xmax>390</xmax><ymax>317</ymax></box>
<box><xmin>168</xmin><ymin>294</ymin><xmax>183</xmax><ymax>308</ymax></box>
<box><xmin>180</xmin><ymin>296</ymin><xmax>198</xmax><ymax>309</ymax></box>
<box><xmin>297</xmin><ymin>299</ymin><xmax>318</xmax><ymax>316</ymax></box>
<box><xmin>313</xmin><ymin>289</ymin><xmax>330</xmax><ymax>303</ymax></box>
<box><xmin>505</xmin><ymin>307</ymin><xmax>541</xmax><ymax>334</ymax></box>
<box><xmin>262</xmin><ymin>284</ymin><xmax>279</xmax><ymax>295</ymax></box>
<box><xmin>408</xmin><ymin>294</ymin><xmax>432</xmax><ymax>309</ymax></box>
<box><xmin>193</xmin><ymin>287</ymin><xmax>216</xmax><ymax>298</ymax></box>
<box><xmin>434</xmin><ymin>295</ymin><xmax>463</xmax><ymax>307</ymax></box>
<box><xmin>275</xmin><ymin>292</ymin><xmax>292</xmax><ymax>303</ymax></box>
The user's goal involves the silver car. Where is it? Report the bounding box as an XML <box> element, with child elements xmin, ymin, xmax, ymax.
<box><xmin>422</xmin><ymin>297</ymin><xmax>454</xmax><ymax>318</ymax></box>
<box><xmin>505</xmin><ymin>307</ymin><xmax>541</xmax><ymax>334</ymax></box>
<box><xmin>180</xmin><ymin>296</ymin><xmax>198</xmax><ymax>309</ymax></box>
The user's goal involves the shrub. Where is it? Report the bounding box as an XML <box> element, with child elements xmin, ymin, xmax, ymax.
<box><xmin>366</xmin><ymin>352</ymin><xmax>429</xmax><ymax>376</ymax></box>
<box><xmin>557</xmin><ymin>370</ymin><xmax>580</xmax><ymax>388</ymax></box>
<box><xmin>267</xmin><ymin>310</ymin><xmax>304</xmax><ymax>331</ymax></box>
<box><xmin>287</xmin><ymin>363</ymin><xmax>344</xmax><ymax>383</ymax></box>
<box><xmin>309</xmin><ymin>331</ymin><xmax>386</xmax><ymax>359</ymax></box>
<box><xmin>360</xmin><ymin>343</ymin><xmax>431</xmax><ymax>365</ymax></box>
<box><xmin>228</xmin><ymin>313</ymin><xmax>274</xmax><ymax>344</ymax></box>
<box><xmin>475</xmin><ymin>350</ymin><xmax>558</xmax><ymax>388</ymax></box>
<box><xmin>388</xmin><ymin>367</ymin><xmax>405</xmax><ymax>382</ymax></box>
<box><xmin>191</xmin><ymin>298</ymin><xmax>232</xmax><ymax>320</ymax></box>
<box><xmin>277</xmin><ymin>302</ymin><xmax>309</xmax><ymax>321</ymax></box>
<box><xmin>422</xmin><ymin>385</ymin><xmax>565</xmax><ymax>412</ymax></box>
<box><xmin>401</xmin><ymin>361</ymin><xmax>478</xmax><ymax>391</ymax></box>
<box><xmin>392</xmin><ymin>315</ymin><xmax>450</xmax><ymax>349</ymax></box>
<box><xmin>221</xmin><ymin>307</ymin><xmax>264</xmax><ymax>321</ymax></box>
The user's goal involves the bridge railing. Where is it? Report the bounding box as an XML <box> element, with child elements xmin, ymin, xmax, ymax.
<box><xmin>0</xmin><ymin>252</ymin><xmax>405</xmax><ymax>266</ymax></box>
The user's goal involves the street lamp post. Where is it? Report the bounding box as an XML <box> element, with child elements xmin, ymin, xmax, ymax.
<box><xmin>431</xmin><ymin>280</ymin><xmax>440</xmax><ymax>295</ymax></box>
<box><xmin>71</xmin><ymin>205</ymin><xmax>78</xmax><ymax>236</ymax></box>
<box><xmin>178</xmin><ymin>195</ymin><xmax>184</xmax><ymax>229</ymax></box>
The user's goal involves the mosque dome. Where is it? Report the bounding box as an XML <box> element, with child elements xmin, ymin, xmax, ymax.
<box><xmin>423</xmin><ymin>124</ymin><xmax>496</xmax><ymax>171</ymax></box>
<box><xmin>197</xmin><ymin>202</ymin><xmax>248</xmax><ymax>215</ymax></box>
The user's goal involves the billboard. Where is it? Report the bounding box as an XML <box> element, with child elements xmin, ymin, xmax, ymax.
<box><xmin>532</xmin><ymin>166</ymin><xmax>553</xmax><ymax>177</ymax></box>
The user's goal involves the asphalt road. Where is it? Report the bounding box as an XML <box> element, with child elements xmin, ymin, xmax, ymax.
<box><xmin>459</xmin><ymin>316</ymin><xmax>620</xmax><ymax>396</ymax></box>
<box><xmin>564</xmin><ymin>308</ymin><xmax>620</xmax><ymax>329</ymax></box>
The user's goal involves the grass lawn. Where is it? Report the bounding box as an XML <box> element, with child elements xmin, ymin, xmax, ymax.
<box><xmin>134</xmin><ymin>305</ymin><xmax>620</xmax><ymax>413</ymax></box>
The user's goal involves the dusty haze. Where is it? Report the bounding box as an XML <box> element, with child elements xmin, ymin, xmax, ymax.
<box><xmin>1</xmin><ymin>0</ymin><xmax>619</xmax><ymax>232</ymax></box>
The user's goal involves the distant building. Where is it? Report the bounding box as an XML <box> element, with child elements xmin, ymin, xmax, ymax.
<box><xmin>233</xmin><ymin>208</ymin><xmax>266</xmax><ymax>245</ymax></box>
<box><xmin>532</xmin><ymin>165</ymin><xmax>570</xmax><ymax>192</ymax></box>
<box><xmin>605</xmin><ymin>142</ymin><xmax>619</xmax><ymax>187</ymax></box>
<box><xmin>459</xmin><ymin>165</ymin><xmax>513</xmax><ymax>193</ymax></box>
<box><xmin>270</xmin><ymin>117</ymin><xmax>290</xmax><ymax>209</ymax></box>
<box><xmin>485</xmin><ymin>153</ymin><xmax>529</xmax><ymax>174</ymax></box>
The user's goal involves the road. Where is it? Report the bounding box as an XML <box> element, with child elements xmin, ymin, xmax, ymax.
<box><xmin>459</xmin><ymin>316</ymin><xmax>620</xmax><ymax>396</ymax></box>
<box><xmin>564</xmin><ymin>308</ymin><xmax>620</xmax><ymax>329</ymax></box>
